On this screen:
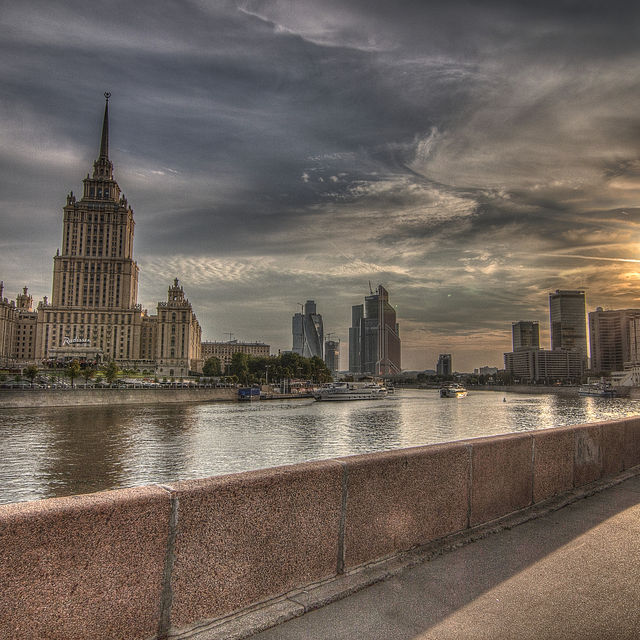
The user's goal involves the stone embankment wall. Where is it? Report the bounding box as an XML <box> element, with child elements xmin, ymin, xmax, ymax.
<box><xmin>1</xmin><ymin>417</ymin><xmax>639</xmax><ymax>639</ymax></box>
<box><xmin>0</xmin><ymin>386</ymin><xmax>237</xmax><ymax>408</ymax></box>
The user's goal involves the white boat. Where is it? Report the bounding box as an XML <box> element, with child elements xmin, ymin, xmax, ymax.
<box><xmin>579</xmin><ymin>380</ymin><xmax>617</xmax><ymax>398</ymax></box>
<box><xmin>314</xmin><ymin>382</ymin><xmax>388</xmax><ymax>401</ymax></box>
<box><xmin>439</xmin><ymin>384</ymin><xmax>468</xmax><ymax>398</ymax></box>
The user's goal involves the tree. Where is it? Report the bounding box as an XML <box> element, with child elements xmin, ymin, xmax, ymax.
<box><xmin>24</xmin><ymin>364</ymin><xmax>39</xmax><ymax>386</ymax></box>
<box><xmin>103</xmin><ymin>360</ymin><xmax>120</xmax><ymax>384</ymax></box>
<box><xmin>82</xmin><ymin>366</ymin><xmax>96</xmax><ymax>385</ymax></box>
<box><xmin>202</xmin><ymin>356</ymin><xmax>222</xmax><ymax>377</ymax></box>
<box><xmin>230</xmin><ymin>352</ymin><xmax>249</xmax><ymax>385</ymax></box>
<box><xmin>65</xmin><ymin>360</ymin><xmax>81</xmax><ymax>387</ymax></box>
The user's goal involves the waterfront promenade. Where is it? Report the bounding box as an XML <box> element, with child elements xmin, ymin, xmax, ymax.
<box><xmin>1</xmin><ymin>416</ymin><xmax>638</xmax><ymax>639</ymax></box>
<box><xmin>252</xmin><ymin>473</ymin><xmax>640</xmax><ymax>640</ymax></box>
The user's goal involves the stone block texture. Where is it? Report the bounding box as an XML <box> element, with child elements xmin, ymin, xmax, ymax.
<box><xmin>600</xmin><ymin>420</ymin><xmax>626</xmax><ymax>477</ymax></box>
<box><xmin>470</xmin><ymin>433</ymin><xmax>533</xmax><ymax>526</ymax></box>
<box><xmin>340</xmin><ymin>444</ymin><xmax>470</xmax><ymax>569</ymax></box>
<box><xmin>573</xmin><ymin>424</ymin><xmax>603</xmax><ymax>487</ymax></box>
<box><xmin>168</xmin><ymin>460</ymin><xmax>343</xmax><ymax>629</ymax></box>
<box><xmin>0</xmin><ymin>486</ymin><xmax>171</xmax><ymax>640</ymax></box>
<box><xmin>532</xmin><ymin>427</ymin><xmax>574</xmax><ymax>503</ymax></box>
<box><xmin>623</xmin><ymin>417</ymin><xmax>640</xmax><ymax>470</ymax></box>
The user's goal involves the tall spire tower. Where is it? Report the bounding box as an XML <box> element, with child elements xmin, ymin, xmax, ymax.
<box><xmin>37</xmin><ymin>94</ymin><xmax>143</xmax><ymax>362</ymax></box>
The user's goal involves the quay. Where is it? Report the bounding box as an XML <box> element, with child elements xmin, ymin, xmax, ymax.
<box><xmin>253</xmin><ymin>473</ymin><xmax>640</xmax><ymax>640</ymax></box>
<box><xmin>0</xmin><ymin>416</ymin><xmax>639</xmax><ymax>639</ymax></box>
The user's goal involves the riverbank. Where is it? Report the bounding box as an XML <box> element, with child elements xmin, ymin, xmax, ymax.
<box><xmin>476</xmin><ymin>384</ymin><xmax>638</xmax><ymax>398</ymax></box>
<box><xmin>0</xmin><ymin>386</ymin><xmax>238</xmax><ymax>408</ymax></box>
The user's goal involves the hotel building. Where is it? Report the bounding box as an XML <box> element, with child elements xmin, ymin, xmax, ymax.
<box><xmin>0</xmin><ymin>95</ymin><xmax>202</xmax><ymax>376</ymax></box>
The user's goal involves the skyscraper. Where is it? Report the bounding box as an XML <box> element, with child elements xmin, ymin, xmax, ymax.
<box><xmin>348</xmin><ymin>304</ymin><xmax>363</xmax><ymax>373</ymax></box>
<box><xmin>437</xmin><ymin>353</ymin><xmax>452</xmax><ymax>376</ymax></box>
<box><xmin>549</xmin><ymin>290</ymin><xmax>588</xmax><ymax>367</ymax></box>
<box><xmin>27</xmin><ymin>94</ymin><xmax>202</xmax><ymax>374</ymax></box>
<box><xmin>588</xmin><ymin>307</ymin><xmax>640</xmax><ymax>373</ymax></box>
<box><xmin>349</xmin><ymin>285</ymin><xmax>401</xmax><ymax>375</ymax></box>
<box><xmin>324</xmin><ymin>339</ymin><xmax>340</xmax><ymax>377</ymax></box>
<box><xmin>292</xmin><ymin>300</ymin><xmax>323</xmax><ymax>358</ymax></box>
<box><xmin>512</xmin><ymin>321</ymin><xmax>540</xmax><ymax>351</ymax></box>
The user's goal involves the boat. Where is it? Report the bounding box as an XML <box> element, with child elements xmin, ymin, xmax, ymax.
<box><xmin>439</xmin><ymin>384</ymin><xmax>468</xmax><ymax>398</ymax></box>
<box><xmin>314</xmin><ymin>382</ymin><xmax>388</xmax><ymax>401</ymax></box>
<box><xmin>579</xmin><ymin>380</ymin><xmax>617</xmax><ymax>398</ymax></box>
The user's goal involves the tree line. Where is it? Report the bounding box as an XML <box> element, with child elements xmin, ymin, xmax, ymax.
<box><xmin>203</xmin><ymin>351</ymin><xmax>333</xmax><ymax>385</ymax></box>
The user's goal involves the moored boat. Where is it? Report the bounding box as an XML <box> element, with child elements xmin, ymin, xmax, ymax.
<box><xmin>314</xmin><ymin>382</ymin><xmax>388</xmax><ymax>401</ymax></box>
<box><xmin>579</xmin><ymin>380</ymin><xmax>617</xmax><ymax>398</ymax></box>
<box><xmin>439</xmin><ymin>384</ymin><xmax>468</xmax><ymax>398</ymax></box>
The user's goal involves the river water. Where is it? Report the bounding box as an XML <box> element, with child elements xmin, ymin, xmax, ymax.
<box><xmin>1</xmin><ymin>389</ymin><xmax>639</xmax><ymax>505</ymax></box>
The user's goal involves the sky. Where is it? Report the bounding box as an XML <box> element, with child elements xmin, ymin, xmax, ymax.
<box><xmin>1</xmin><ymin>0</ymin><xmax>640</xmax><ymax>371</ymax></box>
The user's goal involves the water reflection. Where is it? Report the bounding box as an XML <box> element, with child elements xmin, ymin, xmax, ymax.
<box><xmin>1</xmin><ymin>389</ymin><xmax>639</xmax><ymax>504</ymax></box>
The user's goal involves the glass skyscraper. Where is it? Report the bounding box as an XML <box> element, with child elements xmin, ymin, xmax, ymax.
<box><xmin>549</xmin><ymin>289</ymin><xmax>587</xmax><ymax>367</ymax></box>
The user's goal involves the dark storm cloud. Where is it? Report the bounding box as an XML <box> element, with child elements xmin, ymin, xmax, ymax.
<box><xmin>1</xmin><ymin>0</ymin><xmax>640</xmax><ymax>369</ymax></box>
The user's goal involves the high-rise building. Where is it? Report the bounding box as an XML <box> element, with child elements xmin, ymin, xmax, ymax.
<box><xmin>0</xmin><ymin>94</ymin><xmax>205</xmax><ymax>375</ymax></box>
<box><xmin>437</xmin><ymin>353</ymin><xmax>452</xmax><ymax>376</ymax></box>
<box><xmin>292</xmin><ymin>300</ymin><xmax>323</xmax><ymax>358</ymax></box>
<box><xmin>549</xmin><ymin>290</ymin><xmax>588</xmax><ymax>366</ymax></box>
<box><xmin>349</xmin><ymin>285</ymin><xmax>401</xmax><ymax>375</ymax></box>
<box><xmin>324</xmin><ymin>339</ymin><xmax>340</xmax><ymax>376</ymax></box>
<box><xmin>512</xmin><ymin>321</ymin><xmax>540</xmax><ymax>351</ymax></box>
<box><xmin>348</xmin><ymin>304</ymin><xmax>363</xmax><ymax>373</ymax></box>
<box><xmin>588</xmin><ymin>307</ymin><xmax>640</xmax><ymax>373</ymax></box>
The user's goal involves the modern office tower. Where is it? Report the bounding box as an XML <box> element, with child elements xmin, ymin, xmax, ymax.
<box><xmin>437</xmin><ymin>353</ymin><xmax>452</xmax><ymax>376</ymax></box>
<box><xmin>588</xmin><ymin>307</ymin><xmax>640</xmax><ymax>373</ymax></box>
<box><xmin>28</xmin><ymin>94</ymin><xmax>202</xmax><ymax>373</ymax></box>
<box><xmin>292</xmin><ymin>300</ymin><xmax>323</xmax><ymax>358</ymax></box>
<box><xmin>349</xmin><ymin>286</ymin><xmax>401</xmax><ymax>375</ymax></box>
<box><xmin>324</xmin><ymin>339</ymin><xmax>340</xmax><ymax>376</ymax></box>
<box><xmin>512</xmin><ymin>321</ymin><xmax>540</xmax><ymax>351</ymax></box>
<box><xmin>349</xmin><ymin>304</ymin><xmax>363</xmax><ymax>373</ymax></box>
<box><xmin>549</xmin><ymin>290</ymin><xmax>588</xmax><ymax>366</ymax></box>
<box><xmin>349</xmin><ymin>285</ymin><xmax>401</xmax><ymax>376</ymax></box>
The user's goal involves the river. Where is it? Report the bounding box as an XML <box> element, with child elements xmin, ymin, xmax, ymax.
<box><xmin>1</xmin><ymin>389</ymin><xmax>639</xmax><ymax>505</ymax></box>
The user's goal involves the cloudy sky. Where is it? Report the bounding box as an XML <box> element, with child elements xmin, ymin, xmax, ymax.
<box><xmin>2</xmin><ymin>0</ymin><xmax>640</xmax><ymax>371</ymax></box>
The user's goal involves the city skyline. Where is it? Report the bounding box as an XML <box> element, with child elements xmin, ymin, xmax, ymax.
<box><xmin>2</xmin><ymin>1</ymin><xmax>640</xmax><ymax>370</ymax></box>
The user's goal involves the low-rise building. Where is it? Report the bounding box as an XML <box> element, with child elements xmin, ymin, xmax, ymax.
<box><xmin>201</xmin><ymin>340</ymin><xmax>270</xmax><ymax>369</ymax></box>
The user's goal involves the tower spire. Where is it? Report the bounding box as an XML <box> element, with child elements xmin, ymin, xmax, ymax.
<box><xmin>99</xmin><ymin>92</ymin><xmax>111</xmax><ymax>160</ymax></box>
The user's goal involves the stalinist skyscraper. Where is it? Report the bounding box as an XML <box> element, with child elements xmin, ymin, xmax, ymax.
<box><xmin>32</xmin><ymin>94</ymin><xmax>202</xmax><ymax>376</ymax></box>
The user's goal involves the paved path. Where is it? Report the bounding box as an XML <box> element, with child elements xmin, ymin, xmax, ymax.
<box><xmin>252</xmin><ymin>475</ymin><xmax>640</xmax><ymax>640</ymax></box>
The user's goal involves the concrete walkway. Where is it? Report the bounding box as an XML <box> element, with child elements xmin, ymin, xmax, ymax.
<box><xmin>252</xmin><ymin>475</ymin><xmax>640</xmax><ymax>640</ymax></box>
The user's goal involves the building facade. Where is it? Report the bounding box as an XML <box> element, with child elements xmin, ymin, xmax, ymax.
<box><xmin>349</xmin><ymin>285</ymin><xmax>401</xmax><ymax>376</ymax></box>
<box><xmin>201</xmin><ymin>340</ymin><xmax>270</xmax><ymax>370</ymax></box>
<box><xmin>324</xmin><ymin>339</ymin><xmax>340</xmax><ymax>376</ymax></box>
<box><xmin>549</xmin><ymin>289</ymin><xmax>588</xmax><ymax>366</ymax></box>
<box><xmin>0</xmin><ymin>282</ymin><xmax>16</xmax><ymax>367</ymax></box>
<box><xmin>1</xmin><ymin>95</ymin><xmax>202</xmax><ymax>375</ymax></box>
<box><xmin>588</xmin><ymin>307</ymin><xmax>640</xmax><ymax>374</ymax></box>
<box><xmin>292</xmin><ymin>300</ymin><xmax>323</xmax><ymax>359</ymax></box>
<box><xmin>504</xmin><ymin>349</ymin><xmax>583</xmax><ymax>383</ymax></box>
<box><xmin>437</xmin><ymin>353</ymin><xmax>452</xmax><ymax>376</ymax></box>
<box><xmin>512</xmin><ymin>321</ymin><xmax>540</xmax><ymax>351</ymax></box>
<box><xmin>348</xmin><ymin>304</ymin><xmax>363</xmax><ymax>373</ymax></box>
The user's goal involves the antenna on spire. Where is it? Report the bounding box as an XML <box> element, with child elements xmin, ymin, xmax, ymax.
<box><xmin>99</xmin><ymin>92</ymin><xmax>111</xmax><ymax>160</ymax></box>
